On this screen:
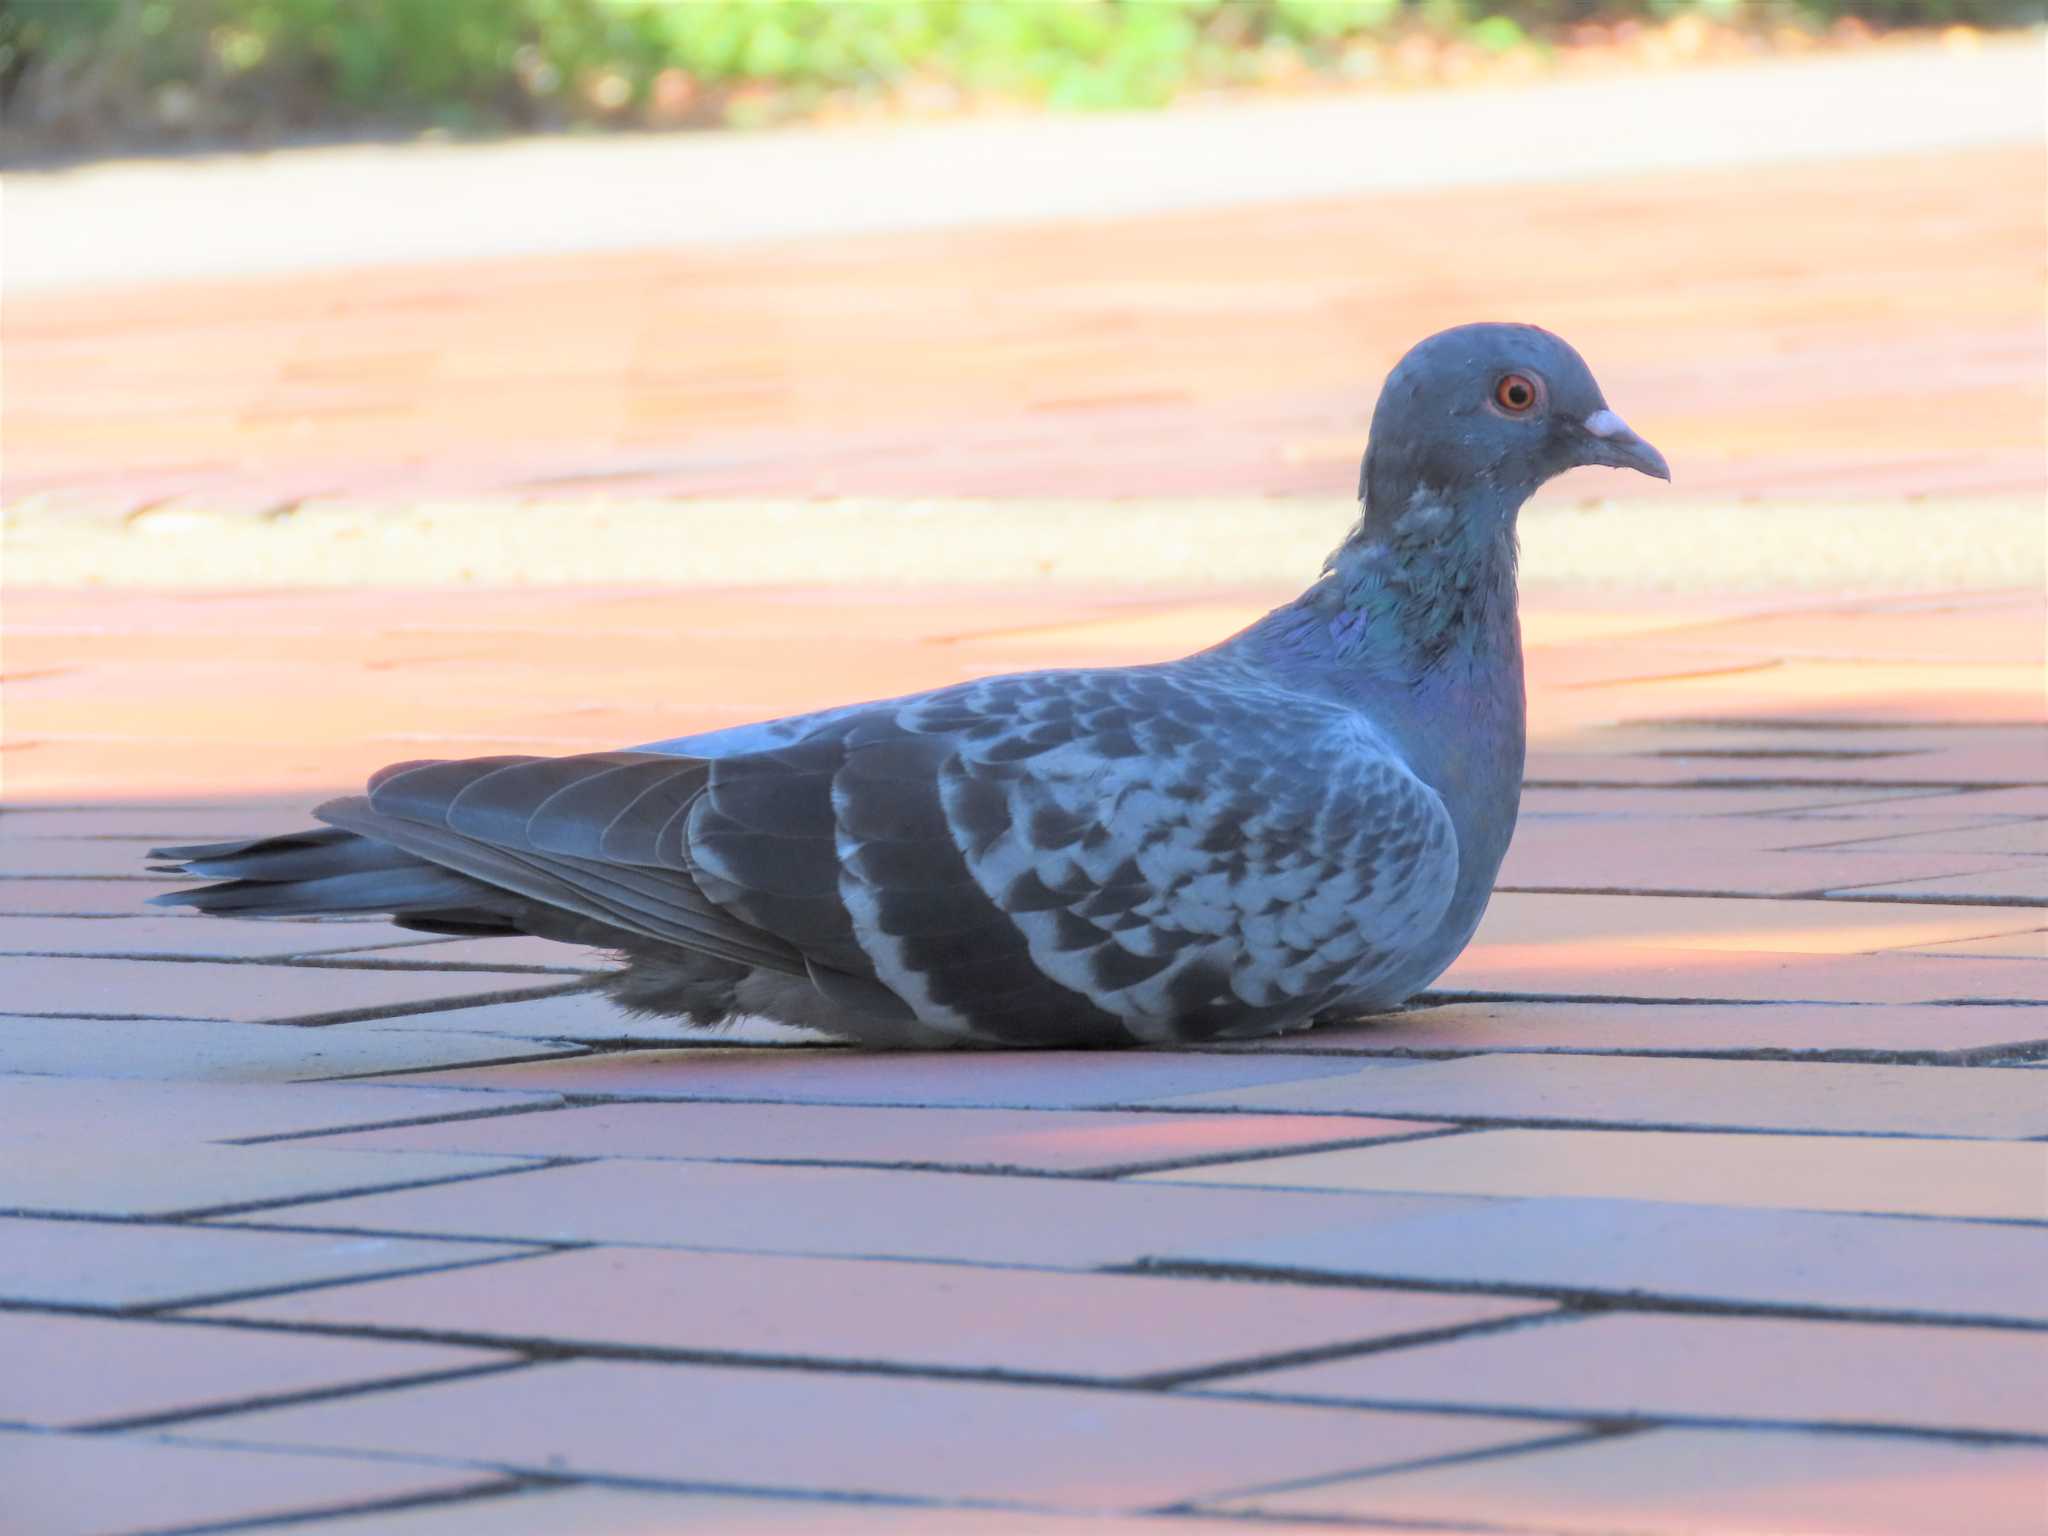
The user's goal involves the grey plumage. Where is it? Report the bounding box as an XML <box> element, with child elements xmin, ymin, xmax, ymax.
<box><xmin>153</xmin><ymin>323</ymin><xmax>1668</xmax><ymax>1048</ymax></box>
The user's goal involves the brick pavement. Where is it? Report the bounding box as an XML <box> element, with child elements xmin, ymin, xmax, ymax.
<box><xmin>7</xmin><ymin>140</ymin><xmax>2042</xmax><ymax>514</ymax></box>
<box><xmin>6</xmin><ymin>54</ymin><xmax>2048</xmax><ymax>1533</ymax></box>
<box><xmin>2</xmin><ymin>579</ymin><xmax>2043</xmax><ymax>1534</ymax></box>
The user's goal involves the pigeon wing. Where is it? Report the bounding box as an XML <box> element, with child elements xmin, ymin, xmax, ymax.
<box><xmin>325</xmin><ymin>668</ymin><xmax>1459</xmax><ymax>1044</ymax></box>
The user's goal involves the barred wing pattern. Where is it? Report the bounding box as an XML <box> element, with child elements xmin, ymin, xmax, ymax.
<box><xmin>335</xmin><ymin>667</ymin><xmax>1457</xmax><ymax>1044</ymax></box>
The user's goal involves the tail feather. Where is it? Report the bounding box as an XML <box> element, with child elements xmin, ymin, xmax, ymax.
<box><xmin>150</xmin><ymin>828</ymin><xmax>495</xmax><ymax>919</ymax></box>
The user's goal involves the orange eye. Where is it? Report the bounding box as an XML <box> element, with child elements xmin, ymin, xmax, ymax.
<box><xmin>1495</xmin><ymin>374</ymin><xmax>1538</xmax><ymax>413</ymax></box>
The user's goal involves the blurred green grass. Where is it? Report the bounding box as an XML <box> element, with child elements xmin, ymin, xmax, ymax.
<box><xmin>4</xmin><ymin>0</ymin><xmax>2034</xmax><ymax>154</ymax></box>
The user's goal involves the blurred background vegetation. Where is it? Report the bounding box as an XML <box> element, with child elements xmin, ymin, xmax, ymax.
<box><xmin>4</xmin><ymin>0</ymin><xmax>2038</xmax><ymax>156</ymax></box>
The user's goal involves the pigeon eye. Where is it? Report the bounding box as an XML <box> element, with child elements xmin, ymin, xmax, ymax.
<box><xmin>1495</xmin><ymin>374</ymin><xmax>1538</xmax><ymax>413</ymax></box>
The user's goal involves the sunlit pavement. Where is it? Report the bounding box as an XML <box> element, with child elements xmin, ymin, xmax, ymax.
<box><xmin>4</xmin><ymin>41</ymin><xmax>2046</xmax><ymax>1536</ymax></box>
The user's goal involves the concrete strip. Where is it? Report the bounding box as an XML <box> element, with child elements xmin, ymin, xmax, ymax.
<box><xmin>5</xmin><ymin>495</ymin><xmax>2041</xmax><ymax>592</ymax></box>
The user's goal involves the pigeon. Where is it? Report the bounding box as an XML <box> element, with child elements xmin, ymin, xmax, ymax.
<box><xmin>152</xmin><ymin>323</ymin><xmax>1667</xmax><ymax>1048</ymax></box>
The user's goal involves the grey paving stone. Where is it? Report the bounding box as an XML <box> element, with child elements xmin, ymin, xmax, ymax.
<box><xmin>0</xmin><ymin>1215</ymin><xmax>539</xmax><ymax>1311</ymax></box>
<box><xmin>2</xmin><ymin>1426</ymin><xmax>504</xmax><ymax>1536</ymax></box>
<box><xmin>1232</xmin><ymin>999</ymin><xmax>2048</xmax><ymax>1059</ymax></box>
<box><xmin>1151</xmin><ymin>1054</ymin><xmax>2048</xmax><ymax>1137</ymax></box>
<box><xmin>186</xmin><ymin>1358</ymin><xmax>1554</xmax><ymax>1510</ymax></box>
<box><xmin>0</xmin><ymin>1312</ymin><xmax>511</xmax><ymax>1429</ymax></box>
<box><xmin>214</xmin><ymin>1157</ymin><xmax>1474</xmax><ymax>1269</ymax></box>
<box><xmin>0</xmin><ymin>836</ymin><xmax>208</xmax><ymax>876</ymax></box>
<box><xmin>0</xmin><ymin>1015</ymin><xmax>580</xmax><ymax>1083</ymax></box>
<box><xmin>369</xmin><ymin>987</ymin><xmax>809</xmax><ymax>1044</ymax></box>
<box><xmin>1212</xmin><ymin>1426</ymin><xmax>2048</xmax><ymax>1535</ymax></box>
<box><xmin>0</xmin><ymin>912</ymin><xmax>447</xmax><ymax>959</ymax></box>
<box><xmin>1</xmin><ymin>953</ymin><xmax>582</xmax><ymax>1024</ymax></box>
<box><xmin>0</xmin><ymin>877</ymin><xmax>200</xmax><ymax>914</ymax></box>
<box><xmin>1138</xmin><ymin>1128</ymin><xmax>2048</xmax><ymax>1221</ymax></box>
<box><xmin>292</xmin><ymin>1488</ymin><xmax>1386</xmax><ymax>1534</ymax></box>
<box><xmin>1161</xmin><ymin>1196</ymin><xmax>2048</xmax><ymax>1325</ymax></box>
<box><xmin>192</xmin><ymin>1245</ymin><xmax>1547</xmax><ymax>1382</ymax></box>
<box><xmin>382</xmin><ymin>1046</ymin><xmax>1403</xmax><ymax>1109</ymax></box>
<box><xmin>0</xmin><ymin>1073</ymin><xmax>565</xmax><ymax>1144</ymax></box>
<box><xmin>1836</xmin><ymin>865</ymin><xmax>2048</xmax><ymax>902</ymax></box>
<box><xmin>1</xmin><ymin>1132</ymin><xmax>527</xmax><ymax>1221</ymax></box>
<box><xmin>305</xmin><ymin>1099</ymin><xmax>1444</xmax><ymax>1175</ymax></box>
<box><xmin>1212</xmin><ymin>1312</ymin><xmax>2048</xmax><ymax>1439</ymax></box>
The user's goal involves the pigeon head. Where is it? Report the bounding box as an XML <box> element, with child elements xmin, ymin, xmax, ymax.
<box><xmin>1359</xmin><ymin>323</ymin><xmax>1669</xmax><ymax>528</ymax></box>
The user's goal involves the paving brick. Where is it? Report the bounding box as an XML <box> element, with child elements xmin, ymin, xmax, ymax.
<box><xmin>375</xmin><ymin>988</ymin><xmax>822</xmax><ymax>1045</ymax></box>
<box><xmin>2</xmin><ymin>1427</ymin><xmax>505</xmax><ymax>1536</ymax></box>
<box><xmin>0</xmin><ymin>1074</ymin><xmax>565</xmax><ymax>1145</ymax></box>
<box><xmin>294</xmin><ymin>1486</ymin><xmax>1383</xmax><ymax>1535</ymax></box>
<box><xmin>195</xmin><ymin>1245</ymin><xmax>1545</xmax><ymax>1382</ymax></box>
<box><xmin>0</xmin><ymin>835</ymin><xmax>204</xmax><ymax>876</ymax></box>
<box><xmin>190</xmin><ymin>1358</ymin><xmax>1552</xmax><ymax>1510</ymax></box>
<box><xmin>1216</xmin><ymin>1312</ymin><xmax>2048</xmax><ymax>1438</ymax></box>
<box><xmin>0</xmin><ymin>876</ymin><xmax>199</xmax><ymax>913</ymax></box>
<box><xmin>1</xmin><ymin>1127</ymin><xmax>526</xmax><ymax>1221</ymax></box>
<box><xmin>305</xmin><ymin>1100</ymin><xmax>1444</xmax><ymax>1174</ymax></box>
<box><xmin>215</xmin><ymin>1157</ymin><xmax>1468</xmax><ymax>1269</ymax></box>
<box><xmin>384</xmin><ymin>1046</ymin><xmax>1385</xmax><ymax>1109</ymax></box>
<box><xmin>335</xmin><ymin>1499</ymin><xmax>1400</xmax><ymax>1531</ymax></box>
<box><xmin>1164</xmin><ymin>1196</ymin><xmax>2048</xmax><ymax>1324</ymax></box>
<box><xmin>1</xmin><ymin>953</ymin><xmax>585</xmax><ymax>1023</ymax></box>
<box><xmin>1438</xmin><ymin>936</ymin><xmax>2048</xmax><ymax>1004</ymax></box>
<box><xmin>0</xmin><ymin>1014</ymin><xmax>581</xmax><ymax>1082</ymax></box>
<box><xmin>10</xmin><ymin>140</ymin><xmax>2042</xmax><ymax>508</ymax></box>
<box><xmin>1470</xmin><ymin>892</ymin><xmax>2030</xmax><ymax>956</ymax></box>
<box><xmin>0</xmin><ymin>804</ymin><xmax>323</xmax><ymax>839</ymax></box>
<box><xmin>327</xmin><ymin>934</ymin><xmax>610</xmax><ymax>971</ymax></box>
<box><xmin>1835</xmin><ymin>864</ymin><xmax>2048</xmax><ymax>902</ymax></box>
<box><xmin>1214</xmin><ymin>1427</ymin><xmax>2048</xmax><ymax>1536</ymax></box>
<box><xmin>0</xmin><ymin>1215</ymin><xmax>539</xmax><ymax>1311</ymax></box>
<box><xmin>1154</xmin><ymin>1055</ymin><xmax>2048</xmax><ymax>1137</ymax></box>
<box><xmin>0</xmin><ymin>1312</ymin><xmax>510</xmax><ymax>1428</ymax></box>
<box><xmin>1140</xmin><ymin>1128</ymin><xmax>2048</xmax><ymax>1221</ymax></box>
<box><xmin>1234</xmin><ymin>999</ymin><xmax>2048</xmax><ymax>1059</ymax></box>
<box><xmin>1496</xmin><ymin>823</ymin><xmax>2028</xmax><ymax>897</ymax></box>
<box><xmin>1813</xmin><ymin>819</ymin><xmax>2048</xmax><ymax>858</ymax></box>
<box><xmin>1901</xmin><ymin>929</ymin><xmax>2048</xmax><ymax>959</ymax></box>
<box><xmin>0</xmin><ymin>912</ymin><xmax>452</xmax><ymax>960</ymax></box>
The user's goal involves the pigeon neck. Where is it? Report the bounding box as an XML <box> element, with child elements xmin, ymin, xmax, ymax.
<box><xmin>1307</xmin><ymin>484</ymin><xmax>1521</xmax><ymax>675</ymax></box>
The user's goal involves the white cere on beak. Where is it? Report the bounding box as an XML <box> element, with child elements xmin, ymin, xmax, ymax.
<box><xmin>1583</xmin><ymin>409</ymin><xmax>1632</xmax><ymax>439</ymax></box>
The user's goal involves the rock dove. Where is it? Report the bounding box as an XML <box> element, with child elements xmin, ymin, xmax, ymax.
<box><xmin>152</xmin><ymin>323</ymin><xmax>1667</xmax><ymax>1048</ymax></box>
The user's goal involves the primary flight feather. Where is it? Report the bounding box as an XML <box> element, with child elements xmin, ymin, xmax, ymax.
<box><xmin>152</xmin><ymin>323</ymin><xmax>1668</xmax><ymax>1048</ymax></box>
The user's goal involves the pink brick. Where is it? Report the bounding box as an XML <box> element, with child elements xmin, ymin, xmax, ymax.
<box><xmin>0</xmin><ymin>876</ymin><xmax>198</xmax><ymax>913</ymax></box>
<box><xmin>309</xmin><ymin>1100</ymin><xmax>1444</xmax><ymax>1173</ymax></box>
<box><xmin>1219</xmin><ymin>1312</ymin><xmax>2048</xmax><ymax>1438</ymax></box>
<box><xmin>196</xmin><ymin>1246</ymin><xmax>1545</xmax><ymax>1381</ymax></box>
<box><xmin>0</xmin><ymin>1013</ymin><xmax>577</xmax><ymax>1082</ymax></box>
<box><xmin>1437</xmin><ymin>937</ymin><xmax>2047</xmax><ymax>1004</ymax></box>
<box><xmin>214</xmin><ymin>1157</ymin><xmax>1459</xmax><ymax>1269</ymax></box>
<box><xmin>0</xmin><ymin>1074</ymin><xmax>564</xmax><ymax>1145</ymax></box>
<box><xmin>1156</xmin><ymin>1055</ymin><xmax>2048</xmax><ymax>1138</ymax></box>
<box><xmin>1170</xmin><ymin>1197</ymin><xmax>2048</xmax><ymax>1323</ymax></box>
<box><xmin>1141</xmin><ymin>1128</ymin><xmax>2047</xmax><ymax>1221</ymax></box>
<box><xmin>0</xmin><ymin>912</ymin><xmax>450</xmax><ymax>960</ymax></box>
<box><xmin>3</xmin><ymin>1429</ymin><xmax>501</xmax><ymax>1536</ymax></box>
<box><xmin>0</xmin><ymin>1215</ymin><xmax>537</xmax><ymax>1311</ymax></box>
<box><xmin>297</xmin><ymin>1487</ymin><xmax>1372</xmax><ymax>1535</ymax></box>
<box><xmin>1236</xmin><ymin>999</ymin><xmax>2048</xmax><ymax>1058</ymax></box>
<box><xmin>381</xmin><ymin>1046</ymin><xmax>1386</xmax><ymax>1109</ymax></box>
<box><xmin>1</xmin><ymin>953</ymin><xmax>583</xmax><ymax>1023</ymax></box>
<box><xmin>0</xmin><ymin>1312</ymin><xmax>508</xmax><ymax>1428</ymax></box>
<box><xmin>1219</xmin><ymin>1427</ymin><xmax>2048</xmax><ymax>1536</ymax></box>
<box><xmin>193</xmin><ymin>1358</ymin><xmax>1549</xmax><ymax>1509</ymax></box>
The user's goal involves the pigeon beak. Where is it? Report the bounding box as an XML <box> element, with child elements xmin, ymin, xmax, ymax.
<box><xmin>1579</xmin><ymin>409</ymin><xmax>1671</xmax><ymax>482</ymax></box>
